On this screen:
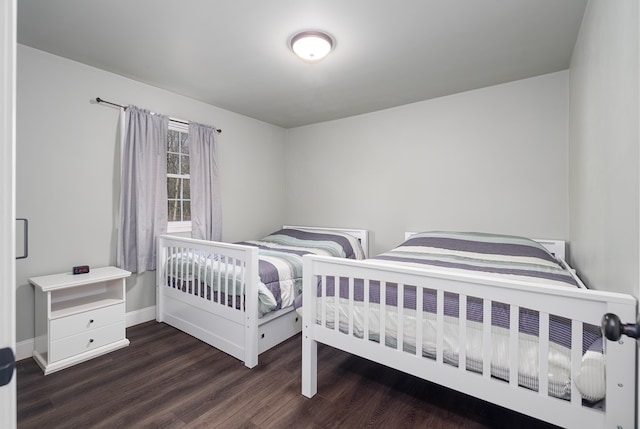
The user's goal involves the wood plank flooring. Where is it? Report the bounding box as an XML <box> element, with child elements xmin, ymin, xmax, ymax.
<box><xmin>17</xmin><ymin>321</ymin><xmax>559</xmax><ymax>428</ymax></box>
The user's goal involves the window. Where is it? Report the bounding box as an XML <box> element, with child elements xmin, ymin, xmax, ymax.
<box><xmin>167</xmin><ymin>121</ymin><xmax>191</xmax><ymax>233</ymax></box>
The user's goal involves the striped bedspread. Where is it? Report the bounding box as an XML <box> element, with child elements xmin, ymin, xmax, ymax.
<box><xmin>237</xmin><ymin>228</ymin><xmax>365</xmax><ymax>314</ymax></box>
<box><xmin>374</xmin><ymin>231</ymin><xmax>578</xmax><ymax>287</ymax></box>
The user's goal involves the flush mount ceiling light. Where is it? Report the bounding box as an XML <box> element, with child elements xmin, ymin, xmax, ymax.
<box><xmin>290</xmin><ymin>30</ymin><xmax>334</xmax><ymax>62</ymax></box>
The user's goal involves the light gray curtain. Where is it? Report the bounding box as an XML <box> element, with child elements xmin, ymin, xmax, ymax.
<box><xmin>118</xmin><ymin>105</ymin><xmax>169</xmax><ymax>273</ymax></box>
<box><xmin>189</xmin><ymin>122</ymin><xmax>222</xmax><ymax>241</ymax></box>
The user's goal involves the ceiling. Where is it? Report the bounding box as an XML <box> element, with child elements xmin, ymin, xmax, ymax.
<box><xmin>17</xmin><ymin>0</ymin><xmax>588</xmax><ymax>129</ymax></box>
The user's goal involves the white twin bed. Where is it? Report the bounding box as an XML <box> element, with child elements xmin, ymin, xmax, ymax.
<box><xmin>300</xmin><ymin>231</ymin><xmax>637</xmax><ymax>429</ymax></box>
<box><xmin>155</xmin><ymin>226</ymin><xmax>369</xmax><ymax>368</ymax></box>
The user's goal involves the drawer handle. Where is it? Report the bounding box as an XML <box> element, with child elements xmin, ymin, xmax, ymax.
<box><xmin>89</xmin><ymin>339</ymin><xmax>94</xmax><ymax>343</ymax></box>
<box><xmin>89</xmin><ymin>319</ymin><xmax>94</xmax><ymax>324</ymax></box>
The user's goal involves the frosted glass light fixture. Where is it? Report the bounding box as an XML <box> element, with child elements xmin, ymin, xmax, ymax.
<box><xmin>290</xmin><ymin>30</ymin><xmax>334</xmax><ymax>62</ymax></box>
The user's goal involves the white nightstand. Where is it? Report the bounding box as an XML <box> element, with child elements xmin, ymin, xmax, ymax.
<box><xmin>30</xmin><ymin>266</ymin><xmax>131</xmax><ymax>375</ymax></box>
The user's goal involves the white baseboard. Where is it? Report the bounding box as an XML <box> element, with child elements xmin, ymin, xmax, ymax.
<box><xmin>16</xmin><ymin>338</ymin><xmax>35</xmax><ymax>362</ymax></box>
<box><xmin>125</xmin><ymin>305</ymin><xmax>156</xmax><ymax>327</ymax></box>
<box><xmin>16</xmin><ymin>305</ymin><xmax>157</xmax><ymax>362</ymax></box>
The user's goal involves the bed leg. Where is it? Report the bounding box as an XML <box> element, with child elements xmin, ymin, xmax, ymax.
<box><xmin>301</xmin><ymin>326</ymin><xmax>318</xmax><ymax>398</ymax></box>
<box><xmin>244</xmin><ymin>316</ymin><xmax>258</xmax><ymax>369</ymax></box>
<box><xmin>155</xmin><ymin>287</ymin><xmax>164</xmax><ymax>323</ymax></box>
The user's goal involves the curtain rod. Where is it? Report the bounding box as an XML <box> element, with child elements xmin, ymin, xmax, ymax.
<box><xmin>95</xmin><ymin>97</ymin><xmax>222</xmax><ymax>134</ymax></box>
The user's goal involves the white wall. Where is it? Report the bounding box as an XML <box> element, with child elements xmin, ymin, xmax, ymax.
<box><xmin>569</xmin><ymin>0</ymin><xmax>639</xmax><ymax>296</ymax></box>
<box><xmin>16</xmin><ymin>45</ymin><xmax>287</xmax><ymax>342</ymax></box>
<box><xmin>285</xmin><ymin>71</ymin><xmax>570</xmax><ymax>255</ymax></box>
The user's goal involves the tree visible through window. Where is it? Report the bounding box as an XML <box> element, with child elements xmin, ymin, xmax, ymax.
<box><xmin>167</xmin><ymin>122</ymin><xmax>190</xmax><ymax>229</ymax></box>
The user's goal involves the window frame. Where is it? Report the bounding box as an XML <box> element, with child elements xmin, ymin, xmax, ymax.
<box><xmin>166</xmin><ymin>121</ymin><xmax>191</xmax><ymax>234</ymax></box>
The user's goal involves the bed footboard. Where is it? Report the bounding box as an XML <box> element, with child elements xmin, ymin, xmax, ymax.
<box><xmin>301</xmin><ymin>255</ymin><xmax>637</xmax><ymax>429</ymax></box>
<box><xmin>156</xmin><ymin>234</ymin><xmax>260</xmax><ymax>368</ymax></box>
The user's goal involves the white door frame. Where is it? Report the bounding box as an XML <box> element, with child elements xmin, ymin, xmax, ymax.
<box><xmin>0</xmin><ymin>0</ymin><xmax>17</xmax><ymax>428</ymax></box>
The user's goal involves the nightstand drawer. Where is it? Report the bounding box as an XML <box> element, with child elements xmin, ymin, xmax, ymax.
<box><xmin>50</xmin><ymin>303</ymin><xmax>125</xmax><ymax>340</ymax></box>
<box><xmin>49</xmin><ymin>321</ymin><xmax>125</xmax><ymax>362</ymax></box>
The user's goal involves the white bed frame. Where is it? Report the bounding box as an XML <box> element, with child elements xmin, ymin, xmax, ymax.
<box><xmin>156</xmin><ymin>226</ymin><xmax>369</xmax><ymax>368</ymax></box>
<box><xmin>301</xmin><ymin>237</ymin><xmax>637</xmax><ymax>429</ymax></box>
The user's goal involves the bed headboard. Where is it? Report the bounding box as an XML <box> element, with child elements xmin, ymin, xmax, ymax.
<box><xmin>531</xmin><ymin>239</ymin><xmax>566</xmax><ymax>260</ymax></box>
<box><xmin>403</xmin><ymin>232</ymin><xmax>566</xmax><ymax>260</ymax></box>
<box><xmin>283</xmin><ymin>225</ymin><xmax>370</xmax><ymax>258</ymax></box>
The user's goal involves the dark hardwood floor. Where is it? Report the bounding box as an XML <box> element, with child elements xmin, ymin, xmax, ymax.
<box><xmin>17</xmin><ymin>321</ymin><xmax>559</xmax><ymax>428</ymax></box>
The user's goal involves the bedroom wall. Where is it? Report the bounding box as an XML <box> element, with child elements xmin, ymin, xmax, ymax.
<box><xmin>285</xmin><ymin>71</ymin><xmax>570</xmax><ymax>256</ymax></box>
<box><xmin>15</xmin><ymin>45</ymin><xmax>287</xmax><ymax>343</ymax></box>
<box><xmin>568</xmin><ymin>0</ymin><xmax>639</xmax><ymax>297</ymax></box>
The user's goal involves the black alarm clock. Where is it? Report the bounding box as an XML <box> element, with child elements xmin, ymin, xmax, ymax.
<box><xmin>72</xmin><ymin>265</ymin><xmax>90</xmax><ymax>274</ymax></box>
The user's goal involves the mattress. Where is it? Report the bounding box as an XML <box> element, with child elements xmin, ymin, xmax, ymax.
<box><xmin>166</xmin><ymin>227</ymin><xmax>365</xmax><ymax>316</ymax></box>
<box><xmin>303</xmin><ymin>231</ymin><xmax>605</xmax><ymax>402</ymax></box>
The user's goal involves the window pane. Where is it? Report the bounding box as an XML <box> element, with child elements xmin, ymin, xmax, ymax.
<box><xmin>168</xmin><ymin>200</ymin><xmax>180</xmax><ymax>222</ymax></box>
<box><xmin>167</xmin><ymin>153</ymin><xmax>179</xmax><ymax>174</ymax></box>
<box><xmin>181</xmin><ymin>132</ymin><xmax>189</xmax><ymax>154</ymax></box>
<box><xmin>167</xmin><ymin>130</ymin><xmax>179</xmax><ymax>152</ymax></box>
<box><xmin>167</xmin><ymin>177</ymin><xmax>180</xmax><ymax>199</ymax></box>
<box><xmin>183</xmin><ymin>178</ymin><xmax>190</xmax><ymax>199</ymax></box>
<box><xmin>181</xmin><ymin>154</ymin><xmax>190</xmax><ymax>175</ymax></box>
<box><xmin>183</xmin><ymin>201</ymin><xmax>191</xmax><ymax>221</ymax></box>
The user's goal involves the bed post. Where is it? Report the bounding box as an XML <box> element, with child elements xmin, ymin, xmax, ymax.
<box><xmin>243</xmin><ymin>246</ymin><xmax>259</xmax><ymax>368</ymax></box>
<box><xmin>602</xmin><ymin>300</ymin><xmax>637</xmax><ymax>429</ymax></box>
<box><xmin>302</xmin><ymin>255</ymin><xmax>318</xmax><ymax>398</ymax></box>
<box><xmin>156</xmin><ymin>235</ymin><xmax>166</xmax><ymax>323</ymax></box>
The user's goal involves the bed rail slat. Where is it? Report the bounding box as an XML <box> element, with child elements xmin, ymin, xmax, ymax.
<box><xmin>184</xmin><ymin>247</ymin><xmax>189</xmax><ymax>285</ymax></box>
<box><xmin>215</xmin><ymin>253</ymin><xmax>221</xmax><ymax>304</ymax></box>
<box><xmin>229</xmin><ymin>256</ymin><xmax>233</xmax><ymax>305</ymax></box>
<box><xmin>199</xmin><ymin>250</ymin><xmax>203</xmax><ymax>297</ymax></box>
<box><xmin>397</xmin><ymin>283</ymin><xmax>404</xmax><ymax>352</ymax></box>
<box><xmin>509</xmin><ymin>304</ymin><xmax>519</xmax><ymax>387</ymax></box>
<box><xmin>348</xmin><ymin>277</ymin><xmax>355</xmax><ymax>337</ymax></box>
<box><xmin>167</xmin><ymin>246</ymin><xmax>174</xmax><ymax>284</ymax></box>
<box><xmin>458</xmin><ymin>294</ymin><xmax>467</xmax><ymax>371</ymax></box>
<box><xmin>482</xmin><ymin>299</ymin><xmax>492</xmax><ymax>378</ymax></box>
<box><xmin>224</xmin><ymin>256</ymin><xmax>231</xmax><ymax>307</ymax></box>
<box><xmin>570</xmin><ymin>319</ymin><xmax>582</xmax><ymax>406</ymax></box>
<box><xmin>334</xmin><ymin>275</ymin><xmax>339</xmax><ymax>332</ymax></box>
<box><xmin>416</xmin><ymin>285</ymin><xmax>423</xmax><ymax>358</ymax></box>
<box><xmin>538</xmin><ymin>312</ymin><xmax>550</xmax><ymax>396</ymax></box>
<box><xmin>364</xmin><ymin>278</ymin><xmax>370</xmax><ymax>343</ymax></box>
<box><xmin>321</xmin><ymin>275</ymin><xmax>327</xmax><ymax>327</ymax></box>
<box><xmin>225</xmin><ymin>255</ymin><xmax>230</xmax><ymax>306</ymax></box>
<box><xmin>212</xmin><ymin>251</ymin><xmax>217</xmax><ymax>303</ymax></box>
<box><xmin>234</xmin><ymin>257</ymin><xmax>239</xmax><ymax>310</ymax></box>
<box><xmin>178</xmin><ymin>246</ymin><xmax>185</xmax><ymax>286</ymax></box>
<box><xmin>191</xmin><ymin>247</ymin><xmax>196</xmax><ymax>296</ymax></box>
<box><xmin>176</xmin><ymin>246</ymin><xmax>181</xmax><ymax>279</ymax></box>
<box><xmin>199</xmin><ymin>249</ymin><xmax>204</xmax><ymax>298</ymax></box>
<box><xmin>436</xmin><ymin>290</ymin><xmax>444</xmax><ymax>364</ymax></box>
<box><xmin>380</xmin><ymin>281</ymin><xmax>386</xmax><ymax>347</ymax></box>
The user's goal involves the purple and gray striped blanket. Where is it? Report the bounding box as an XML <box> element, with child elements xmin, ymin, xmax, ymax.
<box><xmin>236</xmin><ymin>228</ymin><xmax>365</xmax><ymax>313</ymax></box>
